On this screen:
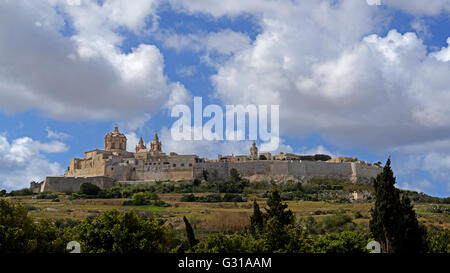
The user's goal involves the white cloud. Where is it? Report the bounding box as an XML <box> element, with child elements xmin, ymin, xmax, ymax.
<box><xmin>125</xmin><ymin>132</ymin><xmax>140</xmax><ymax>153</ymax></box>
<box><xmin>163</xmin><ymin>29</ymin><xmax>251</xmax><ymax>55</ymax></box>
<box><xmin>432</xmin><ymin>38</ymin><xmax>450</xmax><ymax>62</ymax></box>
<box><xmin>167</xmin><ymin>0</ymin><xmax>450</xmax><ymax>195</ymax></box>
<box><xmin>176</xmin><ymin>65</ymin><xmax>197</xmax><ymax>77</ymax></box>
<box><xmin>46</xmin><ymin>127</ymin><xmax>70</xmax><ymax>140</ymax></box>
<box><xmin>0</xmin><ymin>135</ymin><xmax>67</xmax><ymax>190</ymax></box>
<box><xmin>384</xmin><ymin>0</ymin><xmax>450</xmax><ymax>16</ymax></box>
<box><xmin>399</xmin><ymin>179</ymin><xmax>433</xmax><ymax>193</ymax></box>
<box><xmin>299</xmin><ymin>145</ymin><xmax>336</xmax><ymax>158</ymax></box>
<box><xmin>158</xmin><ymin>126</ymin><xmax>292</xmax><ymax>159</ymax></box>
<box><xmin>165</xmin><ymin>82</ymin><xmax>192</xmax><ymax>109</ymax></box>
<box><xmin>0</xmin><ymin>0</ymin><xmax>190</xmax><ymax>129</ymax></box>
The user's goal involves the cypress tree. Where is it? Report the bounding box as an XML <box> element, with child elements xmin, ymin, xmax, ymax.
<box><xmin>265</xmin><ymin>190</ymin><xmax>294</xmax><ymax>226</ymax></box>
<box><xmin>369</xmin><ymin>158</ymin><xmax>428</xmax><ymax>253</ymax></box>
<box><xmin>249</xmin><ymin>200</ymin><xmax>264</xmax><ymax>235</ymax></box>
<box><xmin>183</xmin><ymin>216</ymin><xmax>199</xmax><ymax>248</ymax></box>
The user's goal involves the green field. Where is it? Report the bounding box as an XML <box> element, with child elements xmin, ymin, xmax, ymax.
<box><xmin>6</xmin><ymin>192</ymin><xmax>449</xmax><ymax>239</ymax></box>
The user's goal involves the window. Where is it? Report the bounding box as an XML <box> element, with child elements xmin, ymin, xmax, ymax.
<box><xmin>189</xmin><ymin>163</ymin><xmax>192</xmax><ymax>167</ymax></box>
<box><xmin>173</xmin><ymin>164</ymin><xmax>176</xmax><ymax>167</ymax></box>
<box><xmin>181</xmin><ymin>163</ymin><xmax>185</xmax><ymax>167</ymax></box>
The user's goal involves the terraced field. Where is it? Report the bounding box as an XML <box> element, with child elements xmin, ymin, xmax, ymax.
<box><xmin>6</xmin><ymin>193</ymin><xmax>449</xmax><ymax>239</ymax></box>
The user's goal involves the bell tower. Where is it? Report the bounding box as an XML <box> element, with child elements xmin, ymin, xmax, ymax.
<box><xmin>250</xmin><ymin>141</ymin><xmax>258</xmax><ymax>160</ymax></box>
<box><xmin>135</xmin><ymin>136</ymin><xmax>147</xmax><ymax>152</ymax></box>
<box><xmin>150</xmin><ymin>132</ymin><xmax>162</xmax><ymax>152</ymax></box>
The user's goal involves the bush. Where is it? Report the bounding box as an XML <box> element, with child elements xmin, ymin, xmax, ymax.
<box><xmin>0</xmin><ymin>199</ymin><xmax>71</xmax><ymax>253</ymax></box>
<box><xmin>223</xmin><ymin>193</ymin><xmax>245</xmax><ymax>202</ymax></box>
<box><xmin>197</xmin><ymin>194</ymin><xmax>223</xmax><ymax>203</ymax></box>
<box><xmin>7</xmin><ymin>188</ymin><xmax>34</xmax><ymax>196</ymax></box>
<box><xmin>37</xmin><ymin>192</ymin><xmax>59</xmax><ymax>200</ymax></box>
<box><xmin>79</xmin><ymin>183</ymin><xmax>101</xmax><ymax>196</ymax></box>
<box><xmin>75</xmin><ymin>209</ymin><xmax>172</xmax><ymax>253</ymax></box>
<box><xmin>353</xmin><ymin>211</ymin><xmax>363</xmax><ymax>219</ymax></box>
<box><xmin>427</xmin><ymin>205</ymin><xmax>450</xmax><ymax>214</ymax></box>
<box><xmin>427</xmin><ymin>227</ymin><xmax>450</xmax><ymax>253</ymax></box>
<box><xmin>180</xmin><ymin>194</ymin><xmax>197</xmax><ymax>202</ymax></box>
<box><xmin>123</xmin><ymin>192</ymin><xmax>169</xmax><ymax>207</ymax></box>
<box><xmin>315</xmin><ymin>231</ymin><xmax>369</xmax><ymax>253</ymax></box>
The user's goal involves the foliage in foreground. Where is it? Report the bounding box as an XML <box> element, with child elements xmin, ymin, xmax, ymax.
<box><xmin>75</xmin><ymin>209</ymin><xmax>173</xmax><ymax>253</ymax></box>
<box><xmin>370</xmin><ymin>158</ymin><xmax>428</xmax><ymax>253</ymax></box>
<box><xmin>0</xmin><ymin>199</ymin><xmax>72</xmax><ymax>253</ymax></box>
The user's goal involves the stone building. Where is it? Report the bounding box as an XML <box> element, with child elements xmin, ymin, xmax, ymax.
<box><xmin>35</xmin><ymin>126</ymin><xmax>383</xmax><ymax>192</ymax></box>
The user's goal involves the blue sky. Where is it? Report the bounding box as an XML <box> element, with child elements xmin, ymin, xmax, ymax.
<box><xmin>0</xmin><ymin>0</ymin><xmax>449</xmax><ymax>197</ymax></box>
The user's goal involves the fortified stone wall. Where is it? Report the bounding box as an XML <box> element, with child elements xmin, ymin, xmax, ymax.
<box><xmin>30</xmin><ymin>181</ymin><xmax>44</xmax><ymax>193</ymax></box>
<box><xmin>194</xmin><ymin>160</ymin><xmax>381</xmax><ymax>184</ymax></box>
<box><xmin>351</xmin><ymin>163</ymin><xmax>382</xmax><ymax>184</ymax></box>
<box><xmin>40</xmin><ymin>176</ymin><xmax>115</xmax><ymax>193</ymax></box>
<box><xmin>135</xmin><ymin>167</ymin><xmax>194</xmax><ymax>181</ymax></box>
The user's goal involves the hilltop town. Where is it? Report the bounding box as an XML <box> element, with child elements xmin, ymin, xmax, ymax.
<box><xmin>31</xmin><ymin>126</ymin><xmax>382</xmax><ymax>193</ymax></box>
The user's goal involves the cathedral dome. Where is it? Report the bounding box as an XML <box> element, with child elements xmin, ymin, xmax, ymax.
<box><xmin>104</xmin><ymin>126</ymin><xmax>127</xmax><ymax>152</ymax></box>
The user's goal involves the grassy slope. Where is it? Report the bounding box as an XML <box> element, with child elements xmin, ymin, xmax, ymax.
<box><xmin>6</xmin><ymin>193</ymin><xmax>449</xmax><ymax>239</ymax></box>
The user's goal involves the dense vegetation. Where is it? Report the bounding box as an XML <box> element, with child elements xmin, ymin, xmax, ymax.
<box><xmin>0</xmin><ymin>191</ymin><xmax>448</xmax><ymax>253</ymax></box>
<box><xmin>0</xmin><ymin>159</ymin><xmax>448</xmax><ymax>253</ymax></box>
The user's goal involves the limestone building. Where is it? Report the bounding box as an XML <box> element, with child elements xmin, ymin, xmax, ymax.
<box><xmin>35</xmin><ymin>126</ymin><xmax>383</xmax><ymax>192</ymax></box>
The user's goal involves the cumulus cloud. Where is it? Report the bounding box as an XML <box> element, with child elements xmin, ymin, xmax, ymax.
<box><xmin>384</xmin><ymin>0</ymin><xmax>450</xmax><ymax>16</ymax></box>
<box><xmin>0</xmin><ymin>0</ymin><xmax>189</xmax><ymax>130</ymax></box>
<box><xmin>158</xmin><ymin>127</ymin><xmax>293</xmax><ymax>159</ymax></box>
<box><xmin>163</xmin><ymin>29</ymin><xmax>251</xmax><ymax>55</ymax></box>
<box><xmin>299</xmin><ymin>145</ymin><xmax>336</xmax><ymax>158</ymax></box>
<box><xmin>0</xmin><ymin>135</ymin><xmax>67</xmax><ymax>190</ymax></box>
<box><xmin>125</xmin><ymin>132</ymin><xmax>140</xmax><ymax>152</ymax></box>
<box><xmin>167</xmin><ymin>0</ymin><xmax>450</xmax><ymax>195</ymax></box>
<box><xmin>432</xmin><ymin>38</ymin><xmax>450</xmax><ymax>62</ymax></box>
<box><xmin>46</xmin><ymin>127</ymin><xmax>70</xmax><ymax>140</ymax></box>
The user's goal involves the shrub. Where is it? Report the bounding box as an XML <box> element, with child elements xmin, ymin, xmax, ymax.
<box><xmin>353</xmin><ymin>211</ymin><xmax>363</xmax><ymax>219</ymax></box>
<box><xmin>180</xmin><ymin>194</ymin><xmax>197</xmax><ymax>202</ymax></box>
<box><xmin>315</xmin><ymin>231</ymin><xmax>369</xmax><ymax>253</ymax></box>
<box><xmin>0</xmin><ymin>199</ymin><xmax>71</xmax><ymax>253</ymax></box>
<box><xmin>75</xmin><ymin>209</ymin><xmax>172</xmax><ymax>253</ymax></box>
<box><xmin>223</xmin><ymin>193</ymin><xmax>245</xmax><ymax>202</ymax></box>
<box><xmin>427</xmin><ymin>227</ymin><xmax>450</xmax><ymax>253</ymax></box>
<box><xmin>197</xmin><ymin>194</ymin><xmax>223</xmax><ymax>203</ymax></box>
<box><xmin>123</xmin><ymin>192</ymin><xmax>169</xmax><ymax>207</ymax></box>
<box><xmin>37</xmin><ymin>192</ymin><xmax>59</xmax><ymax>200</ymax></box>
<box><xmin>7</xmin><ymin>188</ymin><xmax>34</xmax><ymax>196</ymax></box>
<box><xmin>79</xmin><ymin>183</ymin><xmax>101</xmax><ymax>196</ymax></box>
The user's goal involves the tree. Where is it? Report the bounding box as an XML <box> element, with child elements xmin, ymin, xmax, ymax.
<box><xmin>79</xmin><ymin>183</ymin><xmax>101</xmax><ymax>196</ymax></box>
<box><xmin>0</xmin><ymin>199</ymin><xmax>70</xmax><ymax>253</ymax></box>
<box><xmin>183</xmin><ymin>216</ymin><xmax>199</xmax><ymax>248</ymax></box>
<box><xmin>202</xmin><ymin>170</ymin><xmax>209</xmax><ymax>181</ymax></box>
<box><xmin>315</xmin><ymin>231</ymin><xmax>368</xmax><ymax>253</ymax></box>
<box><xmin>369</xmin><ymin>158</ymin><xmax>428</xmax><ymax>253</ymax></box>
<box><xmin>259</xmin><ymin>155</ymin><xmax>267</xmax><ymax>160</ymax></box>
<box><xmin>229</xmin><ymin>168</ymin><xmax>242</xmax><ymax>182</ymax></box>
<box><xmin>265</xmin><ymin>190</ymin><xmax>294</xmax><ymax>226</ymax></box>
<box><xmin>249</xmin><ymin>200</ymin><xmax>264</xmax><ymax>236</ymax></box>
<box><xmin>76</xmin><ymin>209</ymin><xmax>171</xmax><ymax>253</ymax></box>
<box><xmin>192</xmin><ymin>179</ymin><xmax>201</xmax><ymax>187</ymax></box>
